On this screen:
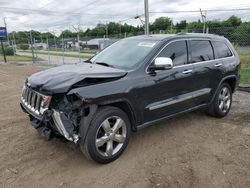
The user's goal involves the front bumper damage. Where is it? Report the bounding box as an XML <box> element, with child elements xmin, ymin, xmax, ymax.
<box><xmin>51</xmin><ymin>110</ymin><xmax>79</xmax><ymax>143</ymax></box>
<box><xmin>21</xmin><ymin>102</ymin><xmax>80</xmax><ymax>143</ymax></box>
<box><xmin>20</xmin><ymin>84</ymin><xmax>98</xmax><ymax>144</ymax></box>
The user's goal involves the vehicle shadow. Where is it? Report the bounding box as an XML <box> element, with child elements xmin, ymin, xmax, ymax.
<box><xmin>46</xmin><ymin>109</ymin><xmax>208</xmax><ymax>167</ymax></box>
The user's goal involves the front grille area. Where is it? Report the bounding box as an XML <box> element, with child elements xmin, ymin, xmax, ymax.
<box><xmin>21</xmin><ymin>85</ymin><xmax>51</xmax><ymax>118</ymax></box>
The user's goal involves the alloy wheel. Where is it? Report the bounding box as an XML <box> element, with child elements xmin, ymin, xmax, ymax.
<box><xmin>95</xmin><ymin>116</ymin><xmax>127</xmax><ymax>157</ymax></box>
<box><xmin>218</xmin><ymin>87</ymin><xmax>231</xmax><ymax>113</ymax></box>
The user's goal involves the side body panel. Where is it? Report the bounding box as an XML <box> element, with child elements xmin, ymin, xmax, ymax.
<box><xmin>68</xmin><ymin>36</ymin><xmax>240</xmax><ymax>129</ymax></box>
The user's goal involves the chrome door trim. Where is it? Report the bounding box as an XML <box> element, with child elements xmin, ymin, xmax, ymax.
<box><xmin>146</xmin><ymin>88</ymin><xmax>211</xmax><ymax>111</ymax></box>
<box><xmin>182</xmin><ymin>70</ymin><xmax>193</xmax><ymax>74</ymax></box>
<box><xmin>215</xmin><ymin>63</ymin><xmax>222</xmax><ymax>67</ymax></box>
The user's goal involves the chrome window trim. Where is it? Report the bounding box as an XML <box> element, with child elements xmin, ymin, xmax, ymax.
<box><xmin>211</xmin><ymin>40</ymin><xmax>234</xmax><ymax>59</ymax></box>
<box><xmin>146</xmin><ymin>39</ymin><xmax>188</xmax><ymax>73</ymax></box>
<box><xmin>146</xmin><ymin>38</ymin><xmax>235</xmax><ymax>73</ymax></box>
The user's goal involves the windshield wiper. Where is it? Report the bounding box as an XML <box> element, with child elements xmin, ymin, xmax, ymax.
<box><xmin>84</xmin><ymin>59</ymin><xmax>93</xmax><ymax>64</ymax></box>
<box><xmin>95</xmin><ymin>62</ymin><xmax>114</xmax><ymax>68</ymax></box>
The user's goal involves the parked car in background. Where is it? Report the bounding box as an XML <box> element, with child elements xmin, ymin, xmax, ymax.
<box><xmin>20</xmin><ymin>33</ymin><xmax>240</xmax><ymax>163</ymax></box>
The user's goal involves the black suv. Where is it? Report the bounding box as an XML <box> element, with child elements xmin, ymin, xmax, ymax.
<box><xmin>20</xmin><ymin>34</ymin><xmax>240</xmax><ymax>163</ymax></box>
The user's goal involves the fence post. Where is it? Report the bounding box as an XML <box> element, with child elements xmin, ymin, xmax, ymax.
<box><xmin>54</xmin><ymin>35</ymin><xmax>58</xmax><ymax>64</ymax></box>
<box><xmin>62</xmin><ymin>36</ymin><xmax>65</xmax><ymax>64</ymax></box>
<box><xmin>0</xmin><ymin>39</ymin><xmax>7</xmax><ymax>63</ymax></box>
<box><xmin>30</xmin><ymin>31</ymin><xmax>35</xmax><ymax>63</ymax></box>
<box><xmin>47</xmin><ymin>37</ymin><xmax>50</xmax><ymax>64</ymax></box>
<box><xmin>77</xmin><ymin>32</ymin><xmax>81</xmax><ymax>63</ymax></box>
<box><xmin>12</xmin><ymin>40</ymin><xmax>16</xmax><ymax>62</ymax></box>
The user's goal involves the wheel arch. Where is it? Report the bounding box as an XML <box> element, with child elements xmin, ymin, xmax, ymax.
<box><xmin>223</xmin><ymin>77</ymin><xmax>237</xmax><ymax>93</ymax></box>
<box><xmin>210</xmin><ymin>75</ymin><xmax>237</xmax><ymax>105</ymax></box>
<box><xmin>99</xmin><ymin>100</ymin><xmax>137</xmax><ymax>132</ymax></box>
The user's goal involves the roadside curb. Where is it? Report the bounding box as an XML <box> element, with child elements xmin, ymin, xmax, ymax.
<box><xmin>238</xmin><ymin>85</ymin><xmax>250</xmax><ymax>92</ymax></box>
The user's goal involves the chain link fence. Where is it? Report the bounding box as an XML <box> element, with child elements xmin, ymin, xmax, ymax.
<box><xmin>179</xmin><ymin>25</ymin><xmax>250</xmax><ymax>85</ymax></box>
<box><xmin>207</xmin><ymin>26</ymin><xmax>250</xmax><ymax>85</ymax></box>
<box><xmin>3</xmin><ymin>24</ymin><xmax>250</xmax><ymax>85</ymax></box>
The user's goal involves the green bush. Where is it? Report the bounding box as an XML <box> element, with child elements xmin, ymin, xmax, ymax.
<box><xmin>0</xmin><ymin>46</ymin><xmax>14</xmax><ymax>56</ymax></box>
<box><xmin>19</xmin><ymin>43</ymin><xmax>29</xmax><ymax>50</ymax></box>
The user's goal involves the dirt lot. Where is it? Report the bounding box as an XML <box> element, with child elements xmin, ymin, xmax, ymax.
<box><xmin>0</xmin><ymin>63</ymin><xmax>250</xmax><ymax>188</ymax></box>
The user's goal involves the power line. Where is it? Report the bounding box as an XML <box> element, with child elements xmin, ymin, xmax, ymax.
<box><xmin>0</xmin><ymin>6</ymin><xmax>80</xmax><ymax>16</ymax></box>
<box><xmin>0</xmin><ymin>6</ymin><xmax>135</xmax><ymax>17</ymax></box>
<box><xmin>149</xmin><ymin>7</ymin><xmax>250</xmax><ymax>14</ymax></box>
<box><xmin>75</xmin><ymin>0</ymin><xmax>102</xmax><ymax>13</ymax></box>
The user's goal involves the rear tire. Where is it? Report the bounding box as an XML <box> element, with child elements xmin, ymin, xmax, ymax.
<box><xmin>208</xmin><ymin>83</ymin><xmax>232</xmax><ymax>118</ymax></box>
<box><xmin>80</xmin><ymin>106</ymin><xmax>131</xmax><ymax>164</ymax></box>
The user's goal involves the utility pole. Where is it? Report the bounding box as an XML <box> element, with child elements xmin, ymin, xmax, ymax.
<box><xmin>144</xmin><ymin>0</ymin><xmax>149</xmax><ymax>35</ymax></box>
<box><xmin>29</xmin><ymin>31</ymin><xmax>35</xmax><ymax>63</ymax></box>
<box><xmin>200</xmin><ymin>9</ymin><xmax>207</xmax><ymax>34</ymax></box>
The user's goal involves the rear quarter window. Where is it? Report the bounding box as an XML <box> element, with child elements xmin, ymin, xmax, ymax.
<box><xmin>190</xmin><ymin>40</ymin><xmax>214</xmax><ymax>63</ymax></box>
<box><xmin>212</xmin><ymin>41</ymin><xmax>233</xmax><ymax>59</ymax></box>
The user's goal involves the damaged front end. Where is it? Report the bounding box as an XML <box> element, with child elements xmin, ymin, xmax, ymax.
<box><xmin>20</xmin><ymin>84</ymin><xmax>96</xmax><ymax>144</ymax></box>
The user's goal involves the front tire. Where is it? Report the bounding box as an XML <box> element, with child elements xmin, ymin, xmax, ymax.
<box><xmin>80</xmin><ymin>106</ymin><xmax>131</xmax><ymax>164</ymax></box>
<box><xmin>208</xmin><ymin>83</ymin><xmax>232</xmax><ymax>118</ymax></box>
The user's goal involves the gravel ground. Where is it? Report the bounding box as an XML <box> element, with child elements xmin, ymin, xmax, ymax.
<box><xmin>0</xmin><ymin>63</ymin><xmax>250</xmax><ymax>188</ymax></box>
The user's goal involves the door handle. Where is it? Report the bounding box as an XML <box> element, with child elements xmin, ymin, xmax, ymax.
<box><xmin>182</xmin><ymin>70</ymin><xmax>193</xmax><ymax>74</ymax></box>
<box><xmin>215</xmin><ymin>63</ymin><xmax>222</xmax><ymax>67</ymax></box>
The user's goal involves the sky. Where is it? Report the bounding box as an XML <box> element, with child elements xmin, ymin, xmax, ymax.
<box><xmin>0</xmin><ymin>0</ymin><xmax>250</xmax><ymax>33</ymax></box>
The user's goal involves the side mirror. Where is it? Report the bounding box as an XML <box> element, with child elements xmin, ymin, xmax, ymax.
<box><xmin>149</xmin><ymin>57</ymin><xmax>173</xmax><ymax>72</ymax></box>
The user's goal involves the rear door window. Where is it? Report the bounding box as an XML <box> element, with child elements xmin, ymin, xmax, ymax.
<box><xmin>212</xmin><ymin>41</ymin><xmax>233</xmax><ymax>59</ymax></box>
<box><xmin>158</xmin><ymin>40</ymin><xmax>188</xmax><ymax>66</ymax></box>
<box><xmin>190</xmin><ymin>40</ymin><xmax>214</xmax><ymax>63</ymax></box>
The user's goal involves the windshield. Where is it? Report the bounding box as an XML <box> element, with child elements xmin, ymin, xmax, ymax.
<box><xmin>90</xmin><ymin>39</ymin><xmax>158</xmax><ymax>70</ymax></box>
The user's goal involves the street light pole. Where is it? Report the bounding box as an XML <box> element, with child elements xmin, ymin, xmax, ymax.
<box><xmin>144</xmin><ymin>0</ymin><xmax>149</xmax><ymax>35</ymax></box>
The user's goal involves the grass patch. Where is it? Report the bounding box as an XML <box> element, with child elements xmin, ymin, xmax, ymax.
<box><xmin>240</xmin><ymin>69</ymin><xmax>250</xmax><ymax>84</ymax></box>
<box><xmin>0</xmin><ymin>55</ymin><xmax>33</xmax><ymax>62</ymax></box>
<box><xmin>239</xmin><ymin>52</ymin><xmax>250</xmax><ymax>84</ymax></box>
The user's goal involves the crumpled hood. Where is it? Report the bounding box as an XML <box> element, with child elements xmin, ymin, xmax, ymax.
<box><xmin>28</xmin><ymin>63</ymin><xmax>127</xmax><ymax>94</ymax></box>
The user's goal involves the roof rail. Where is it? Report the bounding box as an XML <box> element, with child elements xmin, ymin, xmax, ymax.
<box><xmin>176</xmin><ymin>32</ymin><xmax>187</xmax><ymax>35</ymax></box>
